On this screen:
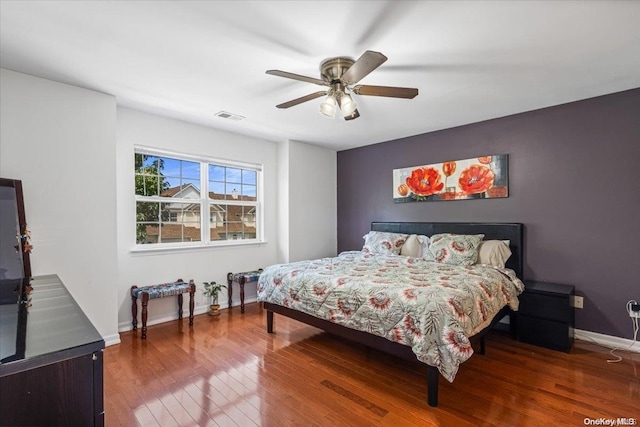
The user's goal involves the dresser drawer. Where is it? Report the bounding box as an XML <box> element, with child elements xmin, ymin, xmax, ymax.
<box><xmin>519</xmin><ymin>292</ymin><xmax>572</xmax><ymax>323</ymax></box>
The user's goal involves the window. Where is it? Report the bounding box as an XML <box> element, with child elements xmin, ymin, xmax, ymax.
<box><xmin>134</xmin><ymin>146</ymin><xmax>262</xmax><ymax>247</ymax></box>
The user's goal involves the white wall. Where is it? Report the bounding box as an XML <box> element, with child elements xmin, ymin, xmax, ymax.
<box><xmin>1</xmin><ymin>68</ymin><xmax>338</xmax><ymax>340</ymax></box>
<box><xmin>116</xmin><ymin>108</ymin><xmax>279</xmax><ymax>329</ymax></box>
<box><xmin>276</xmin><ymin>141</ymin><xmax>290</xmax><ymax>263</ymax></box>
<box><xmin>286</xmin><ymin>140</ymin><xmax>337</xmax><ymax>262</ymax></box>
<box><xmin>0</xmin><ymin>69</ymin><xmax>119</xmax><ymax>343</ymax></box>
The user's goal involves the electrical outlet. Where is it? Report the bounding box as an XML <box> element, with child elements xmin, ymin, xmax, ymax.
<box><xmin>571</xmin><ymin>295</ymin><xmax>584</xmax><ymax>309</ymax></box>
<box><xmin>630</xmin><ymin>305</ymin><xmax>640</xmax><ymax>318</ymax></box>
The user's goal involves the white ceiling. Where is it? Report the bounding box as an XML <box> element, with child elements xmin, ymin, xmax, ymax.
<box><xmin>1</xmin><ymin>1</ymin><xmax>639</xmax><ymax>151</ymax></box>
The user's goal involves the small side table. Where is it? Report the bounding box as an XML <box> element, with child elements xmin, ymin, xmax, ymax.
<box><xmin>227</xmin><ymin>269</ymin><xmax>262</xmax><ymax>313</ymax></box>
<box><xmin>517</xmin><ymin>280</ymin><xmax>575</xmax><ymax>352</ymax></box>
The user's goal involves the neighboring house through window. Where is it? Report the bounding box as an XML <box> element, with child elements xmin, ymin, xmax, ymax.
<box><xmin>134</xmin><ymin>146</ymin><xmax>262</xmax><ymax>247</ymax></box>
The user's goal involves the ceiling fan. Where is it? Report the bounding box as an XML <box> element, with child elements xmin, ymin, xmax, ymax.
<box><xmin>266</xmin><ymin>50</ymin><xmax>418</xmax><ymax>121</ymax></box>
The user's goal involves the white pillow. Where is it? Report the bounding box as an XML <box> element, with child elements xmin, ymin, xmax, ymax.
<box><xmin>476</xmin><ymin>240</ymin><xmax>512</xmax><ymax>268</ymax></box>
<box><xmin>400</xmin><ymin>234</ymin><xmax>422</xmax><ymax>257</ymax></box>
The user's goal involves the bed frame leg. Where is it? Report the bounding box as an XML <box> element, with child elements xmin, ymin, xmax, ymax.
<box><xmin>267</xmin><ymin>310</ymin><xmax>274</xmax><ymax>333</ymax></box>
<box><xmin>427</xmin><ymin>366</ymin><xmax>439</xmax><ymax>407</ymax></box>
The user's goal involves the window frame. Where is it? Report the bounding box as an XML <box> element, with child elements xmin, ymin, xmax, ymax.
<box><xmin>133</xmin><ymin>145</ymin><xmax>263</xmax><ymax>251</ymax></box>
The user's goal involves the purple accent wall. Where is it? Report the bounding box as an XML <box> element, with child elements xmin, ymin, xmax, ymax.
<box><xmin>337</xmin><ymin>88</ymin><xmax>640</xmax><ymax>338</ymax></box>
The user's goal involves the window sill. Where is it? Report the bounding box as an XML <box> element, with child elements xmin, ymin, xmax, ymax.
<box><xmin>130</xmin><ymin>240</ymin><xmax>268</xmax><ymax>255</ymax></box>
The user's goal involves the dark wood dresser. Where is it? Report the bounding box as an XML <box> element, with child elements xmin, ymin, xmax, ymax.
<box><xmin>517</xmin><ymin>280</ymin><xmax>575</xmax><ymax>352</ymax></box>
<box><xmin>0</xmin><ymin>274</ymin><xmax>105</xmax><ymax>426</ymax></box>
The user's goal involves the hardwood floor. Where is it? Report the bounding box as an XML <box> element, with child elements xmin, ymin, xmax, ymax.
<box><xmin>104</xmin><ymin>303</ymin><xmax>640</xmax><ymax>426</ymax></box>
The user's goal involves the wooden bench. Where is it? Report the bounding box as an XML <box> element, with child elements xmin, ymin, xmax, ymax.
<box><xmin>227</xmin><ymin>269</ymin><xmax>262</xmax><ymax>313</ymax></box>
<box><xmin>131</xmin><ymin>279</ymin><xmax>196</xmax><ymax>339</ymax></box>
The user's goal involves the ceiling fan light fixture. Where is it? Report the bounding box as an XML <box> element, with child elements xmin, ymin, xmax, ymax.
<box><xmin>266</xmin><ymin>50</ymin><xmax>417</xmax><ymax>120</ymax></box>
<box><xmin>319</xmin><ymin>95</ymin><xmax>337</xmax><ymax>118</ymax></box>
<box><xmin>339</xmin><ymin>93</ymin><xmax>357</xmax><ymax>117</ymax></box>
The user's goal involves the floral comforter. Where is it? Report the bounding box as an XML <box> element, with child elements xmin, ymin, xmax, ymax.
<box><xmin>257</xmin><ymin>251</ymin><xmax>524</xmax><ymax>382</ymax></box>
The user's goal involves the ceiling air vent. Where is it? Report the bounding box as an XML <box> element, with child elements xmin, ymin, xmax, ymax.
<box><xmin>214</xmin><ymin>111</ymin><xmax>245</xmax><ymax>121</ymax></box>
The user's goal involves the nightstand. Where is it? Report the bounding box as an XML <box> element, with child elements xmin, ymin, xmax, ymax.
<box><xmin>517</xmin><ymin>280</ymin><xmax>575</xmax><ymax>352</ymax></box>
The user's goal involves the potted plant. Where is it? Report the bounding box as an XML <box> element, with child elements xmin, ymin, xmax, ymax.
<box><xmin>203</xmin><ymin>281</ymin><xmax>227</xmax><ymax>316</ymax></box>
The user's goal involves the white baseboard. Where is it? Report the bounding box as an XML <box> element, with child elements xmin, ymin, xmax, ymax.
<box><xmin>501</xmin><ymin>318</ymin><xmax>638</xmax><ymax>353</ymax></box>
<box><xmin>116</xmin><ymin>298</ymin><xmax>258</xmax><ymax>333</ymax></box>
<box><xmin>575</xmin><ymin>329</ymin><xmax>639</xmax><ymax>353</ymax></box>
<box><xmin>103</xmin><ymin>333</ymin><xmax>121</xmax><ymax>347</ymax></box>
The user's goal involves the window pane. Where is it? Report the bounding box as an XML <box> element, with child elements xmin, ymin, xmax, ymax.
<box><xmin>209</xmin><ymin>181</ymin><xmax>225</xmax><ymax>197</ymax></box>
<box><xmin>226</xmin><ymin>184</ymin><xmax>240</xmax><ymax>200</ymax></box>
<box><xmin>142</xmin><ymin>155</ymin><xmax>162</xmax><ymax>169</ymax></box>
<box><xmin>146</xmin><ymin>157</ymin><xmax>202</xmax><ymax>196</ymax></box>
<box><xmin>181</xmin><ymin>161</ymin><xmax>200</xmax><ymax>180</ymax></box>
<box><xmin>182</xmin><ymin>179</ymin><xmax>200</xmax><ymax>195</ymax></box>
<box><xmin>157</xmin><ymin>202</ymin><xmax>202</xmax><ymax>243</ymax></box>
<box><xmin>137</xmin><ymin>202</ymin><xmax>159</xmax><ymax>221</ymax></box>
<box><xmin>135</xmin><ymin>154</ymin><xmax>161</xmax><ymax>196</ymax></box>
<box><xmin>207</xmin><ymin>204</ymin><xmax>254</xmax><ymax>241</ymax></box>
<box><xmin>135</xmin><ymin>173</ymin><xmax>160</xmax><ymax>196</ymax></box>
<box><xmin>242</xmin><ymin>170</ymin><xmax>257</xmax><ymax>186</ymax></box>
<box><xmin>226</xmin><ymin>168</ymin><xmax>242</xmax><ymax>184</ymax></box>
<box><xmin>134</xmin><ymin>153</ymin><xmax>144</xmax><ymax>169</ymax></box>
<box><xmin>137</xmin><ymin>223</ymin><xmax>160</xmax><ymax>244</ymax></box>
<box><xmin>241</xmin><ymin>184</ymin><xmax>257</xmax><ymax>200</ymax></box>
<box><xmin>136</xmin><ymin>201</ymin><xmax>160</xmax><ymax>244</ymax></box>
<box><xmin>162</xmin><ymin>158</ymin><xmax>181</xmax><ymax>179</ymax></box>
<box><xmin>209</xmin><ymin>221</ymin><xmax>226</xmax><ymax>241</ymax></box>
<box><xmin>209</xmin><ymin>165</ymin><xmax>225</xmax><ymax>181</ymax></box>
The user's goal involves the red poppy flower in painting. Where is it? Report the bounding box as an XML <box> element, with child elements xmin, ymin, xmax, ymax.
<box><xmin>442</xmin><ymin>161</ymin><xmax>456</xmax><ymax>177</ymax></box>
<box><xmin>478</xmin><ymin>156</ymin><xmax>492</xmax><ymax>164</ymax></box>
<box><xmin>405</xmin><ymin>167</ymin><xmax>444</xmax><ymax>196</ymax></box>
<box><xmin>458</xmin><ymin>165</ymin><xmax>495</xmax><ymax>194</ymax></box>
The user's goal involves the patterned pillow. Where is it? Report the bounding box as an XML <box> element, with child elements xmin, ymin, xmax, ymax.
<box><xmin>426</xmin><ymin>233</ymin><xmax>484</xmax><ymax>265</ymax></box>
<box><xmin>362</xmin><ymin>231</ymin><xmax>408</xmax><ymax>255</ymax></box>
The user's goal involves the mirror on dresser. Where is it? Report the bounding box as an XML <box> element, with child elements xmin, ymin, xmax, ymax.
<box><xmin>0</xmin><ymin>177</ymin><xmax>31</xmax><ymax>363</ymax></box>
<box><xmin>0</xmin><ymin>177</ymin><xmax>31</xmax><ymax>302</ymax></box>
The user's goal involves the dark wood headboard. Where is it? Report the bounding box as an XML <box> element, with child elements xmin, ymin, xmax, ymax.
<box><xmin>371</xmin><ymin>222</ymin><xmax>524</xmax><ymax>280</ymax></box>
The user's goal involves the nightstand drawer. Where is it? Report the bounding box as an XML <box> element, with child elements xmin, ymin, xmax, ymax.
<box><xmin>519</xmin><ymin>292</ymin><xmax>572</xmax><ymax>323</ymax></box>
<box><xmin>517</xmin><ymin>314</ymin><xmax>573</xmax><ymax>352</ymax></box>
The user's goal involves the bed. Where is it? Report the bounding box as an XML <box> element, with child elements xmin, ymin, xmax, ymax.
<box><xmin>258</xmin><ymin>222</ymin><xmax>524</xmax><ymax>407</ymax></box>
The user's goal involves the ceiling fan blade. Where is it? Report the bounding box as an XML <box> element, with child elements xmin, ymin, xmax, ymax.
<box><xmin>341</xmin><ymin>50</ymin><xmax>388</xmax><ymax>85</ymax></box>
<box><xmin>344</xmin><ymin>109</ymin><xmax>360</xmax><ymax>121</ymax></box>
<box><xmin>352</xmin><ymin>85</ymin><xmax>418</xmax><ymax>99</ymax></box>
<box><xmin>266</xmin><ymin>70</ymin><xmax>328</xmax><ymax>86</ymax></box>
<box><xmin>276</xmin><ymin>91</ymin><xmax>328</xmax><ymax>109</ymax></box>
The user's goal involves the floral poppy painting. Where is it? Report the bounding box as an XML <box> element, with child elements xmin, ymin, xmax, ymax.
<box><xmin>393</xmin><ymin>154</ymin><xmax>508</xmax><ymax>203</ymax></box>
